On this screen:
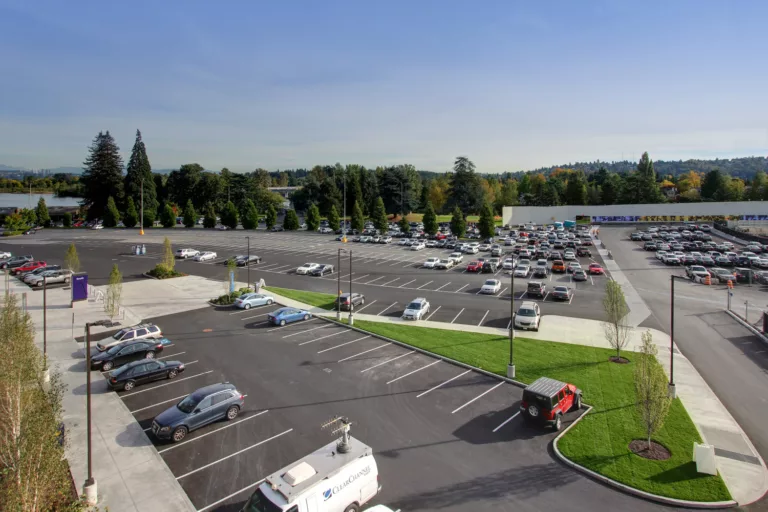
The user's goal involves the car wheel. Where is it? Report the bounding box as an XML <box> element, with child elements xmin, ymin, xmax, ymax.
<box><xmin>280</xmin><ymin>319</ymin><xmax>286</xmax><ymax>326</ymax></box>
<box><xmin>102</xmin><ymin>361</ymin><xmax>113</xmax><ymax>371</ymax></box>
<box><xmin>168</xmin><ymin>369</ymin><xmax>178</xmax><ymax>379</ymax></box>
<box><xmin>303</xmin><ymin>314</ymin><xmax>309</xmax><ymax>321</ymax></box>
<box><xmin>343</xmin><ymin>505</ymin><xmax>360</xmax><ymax>512</ymax></box>
<box><xmin>554</xmin><ymin>414</ymin><xmax>562</xmax><ymax>431</ymax></box>
<box><xmin>37</xmin><ymin>281</ymin><xmax>43</xmax><ymax>287</ymax></box>
<box><xmin>64</xmin><ymin>277</ymin><xmax>70</xmax><ymax>284</ymax></box>
<box><xmin>226</xmin><ymin>405</ymin><xmax>240</xmax><ymax>420</ymax></box>
<box><xmin>265</xmin><ymin>299</ymin><xmax>273</xmax><ymax>305</ymax></box>
<box><xmin>360</xmin><ymin>298</ymin><xmax>365</xmax><ymax>305</ymax></box>
<box><xmin>172</xmin><ymin>426</ymin><xmax>188</xmax><ymax>443</ymax></box>
<box><xmin>145</xmin><ymin>351</ymin><xmax>155</xmax><ymax>359</ymax></box>
<box><xmin>123</xmin><ymin>380</ymin><xmax>136</xmax><ymax>391</ymax></box>
<box><xmin>244</xmin><ymin>303</ymin><xmax>251</xmax><ymax>310</ymax></box>
<box><xmin>573</xmin><ymin>393</ymin><xmax>581</xmax><ymax>412</ymax></box>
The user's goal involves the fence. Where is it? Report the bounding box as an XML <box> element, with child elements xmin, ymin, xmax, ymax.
<box><xmin>714</xmin><ymin>222</ymin><xmax>768</xmax><ymax>245</ymax></box>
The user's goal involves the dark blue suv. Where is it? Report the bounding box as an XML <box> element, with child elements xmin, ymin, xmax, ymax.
<box><xmin>151</xmin><ymin>383</ymin><xmax>244</xmax><ymax>443</ymax></box>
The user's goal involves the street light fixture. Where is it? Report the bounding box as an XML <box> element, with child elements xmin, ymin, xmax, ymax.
<box><xmin>669</xmin><ymin>275</ymin><xmax>689</xmax><ymax>399</ymax></box>
<box><xmin>347</xmin><ymin>250</ymin><xmax>354</xmax><ymax>326</ymax></box>
<box><xmin>337</xmin><ymin>248</ymin><xmax>346</xmax><ymax>321</ymax></box>
<box><xmin>246</xmin><ymin>236</ymin><xmax>251</xmax><ymax>289</ymax></box>
<box><xmin>139</xmin><ymin>177</ymin><xmax>144</xmax><ymax>236</ymax></box>
<box><xmin>83</xmin><ymin>319</ymin><xmax>109</xmax><ymax>505</ymax></box>
<box><xmin>508</xmin><ymin>268</ymin><xmax>516</xmax><ymax>378</ymax></box>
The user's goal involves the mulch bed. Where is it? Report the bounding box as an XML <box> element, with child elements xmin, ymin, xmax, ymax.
<box><xmin>609</xmin><ymin>356</ymin><xmax>630</xmax><ymax>364</ymax></box>
<box><xmin>629</xmin><ymin>439</ymin><xmax>671</xmax><ymax>460</ymax></box>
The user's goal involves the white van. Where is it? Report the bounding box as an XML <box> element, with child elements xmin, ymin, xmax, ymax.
<box><xmin>242</xmin><ymin>436</ymin><xmax>379</xmax><ymax>512</ymax></box>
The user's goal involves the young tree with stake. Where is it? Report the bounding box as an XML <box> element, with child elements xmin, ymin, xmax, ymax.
<box><xmin>602</xmin><ymin>280</ymin><xmax>631</xmax><ymax>361</ymax></box>
<box><xmin>64</xmin><ymin>243</ymin><xmax>80</xmax><ymax>273</ymax></box>
<box><xmin>104</xmin><ymin>264</ymin><xmax>123</xmax><ymax>321</ymax></box>
<box><xmin>634</xmin><ymin>330</ymin><xmax>672</xmax><ymax>451</ymax></box>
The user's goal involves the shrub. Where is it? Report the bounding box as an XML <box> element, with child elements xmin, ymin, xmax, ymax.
<box><xmin>147</xmin><ymin>264</ymin><xmax>185</xmax><ymax>279</ymax></box>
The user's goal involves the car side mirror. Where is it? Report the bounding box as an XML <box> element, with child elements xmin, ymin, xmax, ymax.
<box><xmin>193</xmin><ymin>408</ymin><xmax>201</xmax><ymax>414</ymax></box>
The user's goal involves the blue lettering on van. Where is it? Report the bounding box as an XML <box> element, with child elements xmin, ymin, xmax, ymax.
<box><xmin>323</xmin><ymin>466</ymin><xmax>371</xmax><ymax>501</ymax></box>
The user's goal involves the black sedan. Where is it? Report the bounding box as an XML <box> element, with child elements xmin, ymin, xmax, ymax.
<box><xmin>108</xmin><ymin>359</ymin><xmax>185</xmax><ymax>391</ymax></box>
<box><xmin>481</xmin><ymin>261</ymin><xmax>498</xmax><ymax>273</ymax></box>
<box><xmin>335</xmin><ymin>293</ymin><xmax>365</xmax><ymax>311</ymax></box>
<box><xmin>90</xmin><ymin>340</ymin><xmax>165</xmax><ymax>371</ymax></box>
<box><xmin>310</xmin><ymin>264</ymin><xmax>334</xmax><ymax>276</ymax></box>
<box><xmin>236</xmin><ymin>255</ymin><xmax>262</xmax><ymax>266</ymax></box>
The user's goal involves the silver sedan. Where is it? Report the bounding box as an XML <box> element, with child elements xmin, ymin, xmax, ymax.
<box><xmin>234</xmin><ymin>293</ymin><xmax>275</xmax><ymax>310</ymax></box>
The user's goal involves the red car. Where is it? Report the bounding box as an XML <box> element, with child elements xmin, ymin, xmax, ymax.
<box><xmin>466</xmin><ymin>260</ymin><xmax>483</xmax><ymax>272</ymax></box>
<box><xmin>588</xmin><ymin>263</ymin><xmax>604</xmax><ymax>275</ymax></box>
<box><xmin>13</xmin><ymin>261</ymin><xmax>46</xmax><ymax>275</ymax></box>
<box><xmin>435</xmin><ymin>233</ymin><xmax>447</xmax><ymax>240</ymax></box>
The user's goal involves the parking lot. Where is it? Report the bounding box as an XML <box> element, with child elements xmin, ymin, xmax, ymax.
<box><xmin>91</xmin><ymin>304</ymin><xmax>623</xmax><ymax>512</ymax></box>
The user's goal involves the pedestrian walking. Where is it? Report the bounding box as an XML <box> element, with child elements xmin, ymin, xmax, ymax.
<box><xmin>255</xmin><ymin>277</ymin><xmax>265</xmax><ymax>293</ymax></box>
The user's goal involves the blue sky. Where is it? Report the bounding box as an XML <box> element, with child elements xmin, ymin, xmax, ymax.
<box><xmin>1</xmin><ymin>0</ymin><xmax>766</xmax><ymax>173</ymax></box>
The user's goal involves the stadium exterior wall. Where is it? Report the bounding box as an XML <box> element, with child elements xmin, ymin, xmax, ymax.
<box><xmin>501</xmin><ymin>201</ymin><xmax>768</xmax><ymax>226</ymax></box>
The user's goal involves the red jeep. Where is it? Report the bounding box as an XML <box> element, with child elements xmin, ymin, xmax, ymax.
<box><xmin>13</xmin><ymin>261</ymin><xmax>47</xmax><ymax>275</ymax></box>
<box><xmin>520</xmin><ymin>377</ymin><xmax>581</xmax><ymax>430</ymax></box>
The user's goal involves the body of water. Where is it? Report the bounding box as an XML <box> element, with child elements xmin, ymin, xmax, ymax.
<box><xmin>0</xmin><ymin>193</ymin><xmax>81</xmax><ymax>208</ymax></box>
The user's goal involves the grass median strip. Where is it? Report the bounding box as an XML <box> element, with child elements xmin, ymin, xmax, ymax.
<box><xmin>263</xmin><ymin>286</ymin><xmax>336</xmax><ymax>310</ymax></box>
<box><xmin>351</xmin><ymin>319</ymin><xmax>731</xmax><ymax>502</ymax></box>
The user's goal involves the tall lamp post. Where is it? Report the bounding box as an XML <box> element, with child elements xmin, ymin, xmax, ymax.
<box><xmin>246</xmin><ymin>236</ymin><xmax>251</xmax><ymax>289</ymax></box>
<box><xmin>337</xmin><ymin>248</ymin><xmax>346</xmax><ymax>321</ymax></box>
<box><xmin>348</xmin><ymin>250</ymin><xmax>354</xmax><ymax>326</ymax></box>
<box><xmin>669</xmin><ymin>275</ymin><xmax>689</xmax><ymax>398</ymax></box>
<box><xmin>43</xmin><ymin>275</ymin><xmax>50</xmax><ymax>386</ymax></box>
<box><xmin>342</xmin><ymin>168</ymin><xmax>347</xmax><ymax>243</ymax></box>
<box><xmin>508</xmin><ymin>268</ymin><xmax>516</xmax><ymax>378</ymax></box>
<box><xmin>139</xmin><ymin>177</ymin><xmax>144</xmax><ymax>236</ymax></box>
<box><xmin>83</xmin><ymin>319</ymin><xmax>109</xmax><ymax>504</ymax></box>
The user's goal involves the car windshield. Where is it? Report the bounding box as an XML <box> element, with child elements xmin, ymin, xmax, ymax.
<box><xmin>407</xmin><ymin>302</ymin><xmax>423</xmax><ymax>310</ymax></box>
<box><xmin>518</xmin><ymin>308</ymin><xmax>536</xmax><ymax>317</ymax></box>
<box><xmin>515</xmin><ymin>266</ymin><xmax>526</xmax><ymax>271</ymax></box>
<box><xmin>484</xmin><ymin>280</ymin><xmax>496</xmax><ymax>286</ymax></box>
<box><xmin>555</xmin><ymin>287</ymin><xmax>568</xmax><ymax>292</ymax></box>
<box><xmin>111</xmin><ymin>328</ymin><xmax>130</xmax><ymax>340</ymax></box>
<box><xmin>177</xmin><ymin>394</ymin><xmax>203</xmax><ymax>414</ymax></box>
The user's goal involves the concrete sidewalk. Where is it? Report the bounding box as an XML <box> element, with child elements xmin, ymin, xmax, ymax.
<box><xmin>267</xmin><ymin>287</ymin><xmax>768</xmax><ymax>506</ymax></box>
<box><xmin>8</xmin><ymin>275</ymin><xmax>228</xmax><ymax>512</ymax></box>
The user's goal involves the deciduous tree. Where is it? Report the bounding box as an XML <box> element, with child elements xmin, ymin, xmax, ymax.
<box><xmin>162</xmin><ymin>237</ymin><xmax>175</xmax><ymax>270</ymax></box>
<box><xmin>62</xmin><ymin>212</ymin><xmax>72</xmax><ymax>228</ymax></box>
<box><xmin>64</xmin><ymin>243</ymin><xmax>80</xmax><ymax>273</ymax></box>
<box><xmin>603</xmin><ymin>280</ymin><xmax>631</xmax><ymax>361</ymax></box>
<box><xmin>160</xmin><ymin>203</ymin><xmax>176</xmax><ymax>228</ymax></box>
<box><xmin>104</xmin><ymin>264</ymin><xmax>123</xmax><ymax>321</ymax></box>
<box><xmin>203</xmin><ymin>202</ymin><xmax>217</xmax><ymax>229</ymax></box>
<box><xmin>635</xmin><ymin>330</ymin><xmax>672</xmax><ymax>450</ymax></box>
<box><xmin>427</xmin><ymin>179</ymin><xmax>449</xmax><ymax>213</ymax></box>
<box><xmin>749</xmin><ymin>171</ymin><xmax>767</xmax><ymax>201</ymax></box>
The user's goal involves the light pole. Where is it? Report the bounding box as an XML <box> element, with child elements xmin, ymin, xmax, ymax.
<box><xmin>508</xmin><ymin>268</ymin><xmax>515</xmax><ymax>378</ymax></box>
<box><xmin>43</xmin><ymin>275</ymin><xmax>50</xmax><ymax>386</ymax></box>
<box><xmin>348</xmin><ymin>250</ymin><xmax>354</xmax><ymax>326</ymax></box>
<box><xmin>139</xmin><ymin>177</ymin><xmax>144</xmax><ymax>236</ymax></box>
<box><xmin>342</xmin><ymin>168</ymin><xmax>347</xmax><ymax>243</ymax></box>
<box><xmin>83</xmin><ymin>319</ymin><xmax>108</xmax><ymax>504</ymax></box>
<box><xmin>669</xmin><ymin>275</ymin><xmax>688</xmax><ymax>398</ymax></box>
<box><xmin>337</xmin><ymin>248</ymin><xmax>346</xmax><ymax>321</ymax></box>
<box><xmin>246</xmin><ymin>236</ymin><xmax>251</xmax><ymax>289</ymax></box>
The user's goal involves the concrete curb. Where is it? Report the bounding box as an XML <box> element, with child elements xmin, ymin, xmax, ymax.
<box><xmin>142</xmin><ymin>272</ymin><xmax>159</xmax><ymax>280</ymax></box>
<box><xmin>725</xmin><ymin>309</ymin><xmax>768</xmax><ymax>345</ymax></box>
<box><xmin>552</xmin><ymin>410</ymin><xmax>737</xmax><ymax>509</ymax></box>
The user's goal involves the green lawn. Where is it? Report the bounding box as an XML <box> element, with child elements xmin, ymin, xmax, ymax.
<box><xmin>401</xmin><ymin>213</ymin><xmax>503</xmax><ymax>226</ymax></box>
<box><xmin>264</xmin><ymin>286</ymin><xmax>336</xmax><ymax>310</ymax></box>
<box><xmin>350</xmin><ymin>320</ymin><xmax>731</xmax><ymax>502</ymax></box>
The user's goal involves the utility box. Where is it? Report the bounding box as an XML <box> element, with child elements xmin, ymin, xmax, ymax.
<box><xmin>693</xmin><ymin>442</ymin><xmax>717</xmax><ymax>475</ymax></box>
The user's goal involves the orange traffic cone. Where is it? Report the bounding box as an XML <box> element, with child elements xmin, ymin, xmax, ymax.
<box><xmin>704</xmin><ymin>275</ymin><xmax>711</xmax><ymax>286</ymax></box>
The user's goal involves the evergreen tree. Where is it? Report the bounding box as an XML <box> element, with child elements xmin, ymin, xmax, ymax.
<box><xmin>564</xmin><ymin>171</ymin><xmax>588</xmax><ymax>205</ymax></box>
<box><xmin>477</xmin><ymin>202</ymin><xmax>495</xmax><ymax>239</ymax></box>
<box><xmin>21</xmin><ymin>208</ymin><xmax>37</xmax><ymax>228</ymax></box>
<box><xmin>422</xmin><ymin>201</ymin><xmax>438</xmax><ymax>236</ymax></box>
<box><xmin>123</xmin><ymin>130</ymin><xmax>157</xmax><ymax>213</ymax></box>
<box><xmin>448</xmin><ymin>156</ymin><xmax>484</xmax><ymax>214</ymax></box>
<box><xmin>449</xmin><ymin>206</ymin><xmax>466</xmax><ymax>238</ymax></box>
<box><xmin>160</xmin><ymin>203</ymin><xmax>176</xmax><ymax>228</ymax></box>
<box><xmin>351</xmin><ymin>201</ymin><xmax>365</xmax><ymax>232</ymax></box>
<box><xmin>701</xmin><ymin>169</ymin><xmax>725</xmax><ymax>200</ymax></box>
<box><xmin>636</xmin><ymin>152</ymin><xmax>663</xmax><ymax>203</ymax></box>
<box><xmin>371</xmin><ymin>197</ymin><xmax>388</xmax><ymax>233</ymax></box>
<box><xmin>103</xmin><ymin>196</ymin><xmax>120</xmax><ymax>227</ymax></box>
<box><xmin>749</xmin><ymin>171</ymin><xmax>767</xmax><ymax>201</ymax></box>
<box><xmin>327</xmin><ymin>204</ymin><xmax>340</xmax><ymax>231</ymax></box>
<box><xmin>306</xmin><ymin>204</ymin><xmax>321</xmax><ymax>231</ymax></box>
<box><xmin>265</xmin><ymin>204</ymin><xmax>277</xmax><ymax>230</ymax></box>
<box><xmin>398</xmin><ymin>216</ymin><xmax>410</xmax><ymax>234</ymax></box>
<box><xmin>203</xmin><ymin>202</ymin><xmax>217</xmax><ymax>228</ymax></box>
<box><xmin>62</xmin><ymin>212</ymin><xmax>72</xmax><ymax>228</ymax></box>
<box><xmin>601</xmin><ymin>173</ymin><xmax>622</xmax><ymax>205</ymax></box>
<box><xmin>142</xmin><ymin>209</ymin><xmax>156</xmax><ymax>229</ymax></box>
<box><xmin>319</xmin><ymin>177</ymin><xmax>342</xmax><ymax>217</ymax></box>
<box><xmin>81</xmin><ymin>131</ymin><xmax>124</xmax><ymax>219</ymax></box>
<box><xmin>283</xmin><ymin>209</ymin><xmax>300</xmax><ymax>230</ymax></box>
<box><xmin>36</xmin><ymin>197</ymin><xmax>50</xmax><ymax>227</ymax></box>
<box><xmin>241</xmin><ymin>199</ymin><xmax>259</xmax><ymax>230</ymax></box>
<box><xmin>221</xmin><ymin>201</ymin><xmax>239</xmax><ymax>229</ymax></box>
<box><xmin>123</xmin><ymin>197</ymin><xmax>138</xmax><ymax>228</ymax></box>
<box><xmin>183</xmin><ymin>199</ymin><xmax>197</xmax><ymax>228</ymax></box>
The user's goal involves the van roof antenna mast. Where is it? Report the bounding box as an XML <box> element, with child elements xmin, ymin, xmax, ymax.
<box><xmin>321</xmin><ymin>416</ymin><xmax>353</xmax><ymax>453</ymax></box>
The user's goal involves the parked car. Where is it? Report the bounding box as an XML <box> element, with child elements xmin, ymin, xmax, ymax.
<box><xmin>22</xmin><ymin>265</ymin><xmax>62</xmax><ymax>283</ymax></box>
<box><xmin>551</xmin><ymin>286</ymin><xmax>572</xmax><ymax>301</ymax></box>
<box><xmin>12</xmin><ymin>261</ymin><xmax>47</xmax><ymax>275</ymax></box>
<box><xmin>175</xmin><ymin>248</ymin><xmax>200</xmax><ymax>259</ymax></box>
<box><xmin>572</xmin><ymin>269</ymin><xmax>588</xmax><ymax>281</ymax></box>
<box><xmin>295</xmin><ymin>263</ymin><xmax>320</xmax><ymax>275</ymax></box>
<box><xmin>151</xmin><ymin>383</ymin><xmax>245</xmax><ymax>443</ymax></box>
<box><xmin>481</xmin><ymin>261</ymin><xmax>498</xmax><ymax>273</ymax></box>
<box><xmin>576</xmin><ymin>247</ymin><xmax>591</xmax><ymax>257</ymax></box>
<box><xmin>194</xmin><ymin>251</ymin><xmax>218</xmax><ymax>262</ymax></box>
<box><xmin>449</xmin><ymin>252</ymin><xmax>463</xmax><ymax>264</ymax></box>
<box><xmin>310</xmin><ymin>264</ymin><xmax>334</xmax><ymax>276</ymax></box>
<box><xmin>96</xmin><ymin>323</ymin><xmax>163</xmax><ymax>351</ymax></box>
<box><xmin>0</xmin><ymin>251</ymin><xmax>11</xmax><ymax>259</ymax></box>
<box><xmin>551</xmin><ymin>260</ymin><xmax>566</xmax><ymax>273</ymax></box>
<box><xmin>566</xmin><ymin>262</ymin><xmax>582</xmax><ymax>274</ymax></box>
<box><xmin>526</xmin><ymin>281</ymin><xmax>546</xmax><ymax>299</ymax></box>
<box><xmin>336</xmin><ymin>293</ymin><xmax>365</xmax><ymax>311</ymax></box>
<box><xmin>466</xmin><ymin>260</ymin><xmax>483</xmax><ymax>272</ymax></box>
<box><xmin>710</xmin><ymin>267</ymin><xmax>736</xmax><ymax>284</ymax></box>
<box><xmin>26</xmin><ymin>269</ymin><xmax>72</xmax><ymax>287</ymax></box>
<box><xmin>268</xmin><ymin>307</ymin><xmax>311</xmax><ymax>326</ymax></box>
<box><xmin>90</xmin><ymin>339</ymin><xmax>165</xmax><ymax>371</ymax></box>
<box><xmin>520</xmin><ymin>377</ymin><xmax>581</xmax><ymax>430</ymax></box>
<box><xmin>423</xmin><ymin>257</ymin><xmax>440</xmax><ymax>269</ymax></box>
<box><xmin>480</xmin><ymin>279</ymin><xmax>501</xmax><ymax>294</ymax></box>
<box><xmin>515</xmin><ymin>301</ymin><xmax>541</xmax><ymax>331</ymax></box>
<box><xmin>434</xmin><ymin>259</ymin><xmax>455</xmax><ymax>270</ymax></box>
<box><xmin>107</xmin><ymin>359</ymin><xmax>186</xmax><ymax>391</ymax></box>
<box><xmin>234</xmin><ymin>293</ymin><xmax>275</xmax><ymax>309</ymax></box>
<box><xmin>402</xmin><ymin>298</ymin><xmax>430</xmax><ymax>321</ymax></box>
<box><xmin>513</xmin><ymin>265</ymin><xmax>530</xmax><ymax>278</ymax></box>
<box><xmin>318</xmin><ymin>226</ymin><xmax>333</xmax><ymax>234</ymax></box>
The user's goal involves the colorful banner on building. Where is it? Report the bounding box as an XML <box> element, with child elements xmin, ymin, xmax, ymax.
<box><xmin>590</xmin><ymin>215</ymin><xmax>751</xmax><ymax>223</ymax></box>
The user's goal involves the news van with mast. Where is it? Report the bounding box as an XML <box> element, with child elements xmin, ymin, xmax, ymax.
<box><xmin>241</xmin><ymin>417</ymin><xmax>380</xmax><ymax>512</ymax></box>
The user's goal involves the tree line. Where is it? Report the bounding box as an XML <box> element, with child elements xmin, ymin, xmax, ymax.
<box><xmin>0</xmin><ymin>174</ymin><xmax>83</xmax><ymax>197</ymax></box>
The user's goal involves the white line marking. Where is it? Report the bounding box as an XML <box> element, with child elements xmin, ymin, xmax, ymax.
<box><xmin>417</xmin><ymin>370</ymin><xmax>472</xmax><ymax>398</ymax></box>
<box><xmin>229</xmin><ymin>309</ymin><xmax>249</xmax><ymax>315</ymax></box>
<box><xmin>351</xmin><ymin>274</ymin><xmax>370</xmax><ymax>282</ymax></box>
<box><xmin>338</xmin><ymin>344</ymin><xmax>389</xmax><ymax>362</ymax></box>
<box><xmin>450</xmin><ymin>308</ymin><xmax>465</xmax><ymax>324</ymax></box>
<box><xmin>493</xmin><ymin>411</ymin><xmax>521</xmax><ymax>433</ymax></box>
<box><xmin>478</xmin><ymin>310</ymin><xmax>489</xmax><ymax>326</ymax></box>
<box><xmin>353</xmin><ymin>300</ymin><xmax>376</xmax><ymax>313</ymax></box>
<box><xmin>499</xmin><ymin>287</ymin><xmax>508</xmax><ymax>297</ymax></box>
<box><xmin>434</xmin><ymin>282</ymin><xmax>451</xmax><ymax>291</ymax></box>
<box><xmin>317</xmin><ymin>335</ymin><xmax>370</xmax><ymax>353</ymax></box>
<box><xmin>157</xmin><ymin>352</ymin><xmax>185</xmax><ymax>360</ymax></box>
<box><xmin>398</xmin><ymin>279</ymin><xmax>416</xmax><ymax>288</ymax></box>
<box><xmin>130</xmin><ymin>394</ymin><xmax>188</xmax><ymax>413</ymax></box>
<box><xmin>364</xmin><ymin>276</ymin><xmax>384</xmax><ymax>285</ymax></box>
<box><xmin>425</xmin><ymin>305</ymin><xmax>441</xmax><ymax>321</ymax></box>
<box><xmin>417</xmin><ymin>280</ymin><xmax>433</xmax><ymax>289</ymax></box>
<box><xmin>360</xmin><ymin>351</ymin><xmax>415</xmax><ymax>373</ymax></box>
<box><xmin>282</xmin><ymin>324</ymin><xmax>329</xmax><ymax>338</ymax></box>
<box><xmin>507</xmin><ymin>320</ymin><xmax>511</xmax><ymax>330</ymax></box>
<box><xmin>381</xmin><ymin>278</ymin><xmax>400</xmax><ymax>286</ymax></box>
<box><xmin>387</xmin><ymin>360</ymin><xmax>440</xmax><ymax>384</ymax></box>
<box><xmin>569</xmin><ymin>290</ymin><xmax>574</xmax><ymax>304</ymax></box>
<box><xmin>196</xmin><ymin>480</ymin><xmax>265</xmax><ymax>512</ymax></box>
<box><xmin>452</xmin><ymin>382</ymin><xmax>505</xmax><ymax>414</ymax></box>
<box><xmin>298</xmin><ymin>330</ymin><xmax>346</xmax><ymax>346</ymax></box>
<box><xmin>454</xmin><ymin>284</ymin><xmax>468</xmax><ymax>293</ymax></box>
<box><xmin>377</xmin><ymin>302</ymin><xmax>397</xmax><ymax>316</ymax></box>
<box><xmin>122</xmin><ymin>371</ymin><xmax>214</xmax><ymax>396</ymax></box>
<box><xmin>176</xmin><ymin>429</ymin><xmax>292</xmax><ymax>480</ymax></box>
<box><xmin>159</xmin><ymin>409</ymin><xmax>266</xmax><ymax>454</ymax></box>
<box><xmin>242</xmin><ymin>312</ymin><xmax>269</xmax><ymax>320</ymax></box>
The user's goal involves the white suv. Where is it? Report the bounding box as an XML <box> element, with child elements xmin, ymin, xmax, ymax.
<box><xmin>402</xmin><ymin>298</ymin><xmax>430</xmax><ymax>320</ymax></box>
<box><xmin>514</xmin><ymin>301</ymin><xmax>541</xmax><ymax>331</ymax></box>
<box><xmin>96</xmin><ymin>323</ymin><xmax>163</xmax><ymax>351</ymax></box>
<box><xmin>175</xmin><ymin>248</ymin><xmax>200</xmax><ymax>259</ymax></box>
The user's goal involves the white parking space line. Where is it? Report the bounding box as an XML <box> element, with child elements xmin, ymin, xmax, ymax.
<box><xmin>450</xmin><ymin>308</ymin><xmax>465</xmax><ymax>324</ymax></box>
<box><xmin>176</xmin><ymin>428</ymin><xmax>293</xmax><ymax>480</ymax></box>
<box><xmin>452</xmin><ymin>382</ymin><xmax>505</xmax><ymax>414</ymax></box>
<box><xmin>270</xmin><ymin>265</ymin><xmax>294</xmax><ymax>273</ymax></box>
<box><xmin>242</xmin><ymin>312</ymin><xmax>269</xmax><ymax>321</ymax></box>
<box><xmin>434</xmin><ymin>282</ymin><xmax>452</xmax><ymax>291</ymax></box>
<box><xmin>196</xmin><ymin>480</ymin><xmax>265</xmax><ymax>512</ymax></box>
<box><xmin>158</xmin><ymin>409</ymin><xmax>265</xmax><ymax>454</ymax></box>
<box><xmin>157</xmin><ymin>352</ymin><xmax>185</xmax><ymax>360</ymax></box>
<box><xmin>360</xmin><ymin>350</ymin><xmax>415</xmax><ymax>373</ymax></box>
<box><xmin>282</xmin><ymin>324</ymin><xmax>330</xmax><ymax>338</ymax></box>
<box><xmin>298</xmin><ymin>330</ymin><xmax>346</xmax><ymax>346</ymax></box>
<box><xmin>354</xmin><ymin>300</ymin><xmax>377</xmax><ymax>313</ymax></box>
<box><xmin>338</xmin><ymin>344</ymin><xmax>389</xmax><ymax>362</ymax></box>
<box><xmin>454</xmin><ymin>284</ymin><xmax>468</xmax><ymax>293</ymax></box>
<box><xmin>380</xmin><ymin>278</ymin><xmax>399</xmax><ymax>286</ymax></box>
<box><xmin>351</xmin><ymin>274</ymin><xmax>370</xmax><ymax>282</ymax></box>
<box><xmin>398</xmin><ymin>279</ymin><xmax>416</xmax><ymax>288</ymax></box>
<box><xmin>377</xmin><ymin>302</ymin><xmax>397</xmax><ymax>316</ymax></box>
<box><xmin>387</xmin><ymin>360</ymin><xmax>440</xmax><ymax>384</ymax></box>
<box><xmin>364</xmin><ymin>276</ymin><xmax>384</xmax><ymax>285</ymax></box>
<box><xmin>317</xmin><ymin>335</ymin><xmax>370</xmax><ymax>353</ymax></box>
<box><xmin>338</xmin><ymin>273</ymin><xmax>354</xmax><ymax>280</ymax></box>
<box><xmin>417</xmin><ymin>369</ymin><xmax>472</xmax><ymax>398</ymax></box>
<box><xmin>493</xmin><ymin>411</ymin><xmax>521</xmax><ymax>433</ymax></box>
<box><xmin>424</xmin><ymin>305</ymin><xmax>441</xmax><ymax>321</ymax></box>
<box><xmin>229</xmin><ymin>309</ymin><xmax>250</xmax><ymax>315</ymax></box>
<box><xmin>417</xmin><ymin>280</ymin><xmax>433</xmax><ymax>289</ymax></box>
<box><xmin>122</xmin><ymin>371</ymin><xmax>214</xmax><ymax>397</ymax></box>
<box><xmin>477</xmin><ymin>310</ymin><xmax>489</xmax><ymax>326</ymax></box>
<box><xmin>130</xmin><ymin>393</ymin><xmax>188</xmax><ymax>413</ymax></box>
<box><xmin>507</xmin><ymin>320</ymin><xmax>511</xmax><ymax>330</ymax></box>
<box><xmin>499</xmin><ymin>287</ymin><xmax>508</xmax><ymax>297</ymax></box>
<box><xmin>569</xmin><ymin>291</ymin><xmax>575</xmax><ymax>304</ymax></box>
